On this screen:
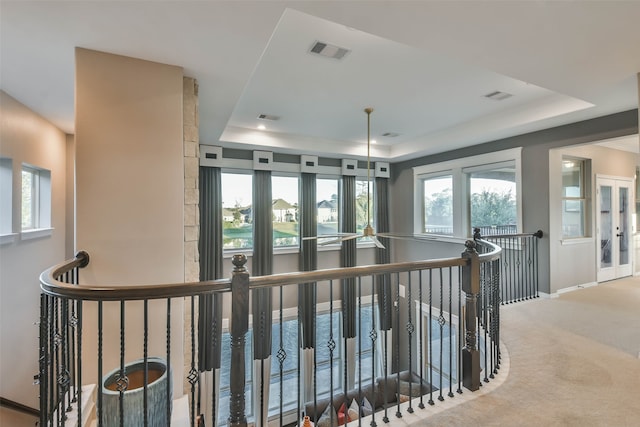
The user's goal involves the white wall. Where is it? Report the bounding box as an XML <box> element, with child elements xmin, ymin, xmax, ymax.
<box><xmin>0</xmin><ymin>91</ymin><xmax>68</xmax><ymax>407</ymax></box>
<box><xmin>75</xmin><ymin>48</ymin><xmax>185</xmax><ymax>398</ymax></box>
<box><xmin>549</xmin><ymin>144</ymin><xmax>639</xmax><ymax>292</ymax></box>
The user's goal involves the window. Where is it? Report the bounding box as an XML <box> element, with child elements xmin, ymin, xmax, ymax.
<box><xmin>222</xmin><ymin>172</ymin><xmax>253</xmax><ymax>249</ymax></box>
<box><xmin>635</xmin><ymin>166</ymin><xmax>639</xmax><ymax>233</ymax></box>
<box><xmin>468</xmin><ymin>164</ymin><xmax>517</xmax><ymax>236</ymax></box>
<box><xmin>414</xmin><ymin>148</ymin><xmax>522</xmax><ymax>238</ymax></box>
<box><xmin>561</xmin><ymin>157</ymin><xmax>590</xmax><ymax>238</ymax></box>
<box><xmin>422</xmin><ymin>174</ymin><xmax>453</xmax><ymax>235</ymax></box>
<box><xmin>21</xmin><ymin>164</ymin><xmax>51</xmax><ymax>233</ymax></box>
<box><xmin>0</xmin><ymin>158</ymin><xmax>12</xmax><ymax>236</ymax></box>
<box><xmin>317</xmin><ymin>178</ymin><xmax>339</xmax><ymax>242</ymax></box>
<box><xmin>356</xmin><ymin>178</ymin><xmax>374</xmax><ymax>237</ymax></box>
<box><xmin>217</xmin><ymin>304</ymin><xmax>378</xmax><ymax>424</ymax></box>
<box><xmin>272</xmin><ymin>175</ymin><xmax>299</xmax><ymax>247</ymax></box>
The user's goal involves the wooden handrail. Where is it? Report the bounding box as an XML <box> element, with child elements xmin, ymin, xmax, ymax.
<box><xmin>40</xmin><ymin>240</ymin><xmax>501</xmax><ymax>301</ymax></box>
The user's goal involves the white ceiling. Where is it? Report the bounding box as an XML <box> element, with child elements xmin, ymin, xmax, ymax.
<box><xmin>1</xmin><ymin>1</ymin><xmax>639</xmax><ymax>161</ymax></box>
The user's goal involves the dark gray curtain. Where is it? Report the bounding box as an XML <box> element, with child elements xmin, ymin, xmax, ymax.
<box><xmin>298</xmin><ymin>173</ymin><xmax>317</xmax><ymax>349</ymax></box>
<box><xmin>198</xmin><ymin>166</ymin><xmax>224</xmax><ymax>371</ymax></box>
<box><xmin>340</xmin><ymin>175</ymin><xmax>357</xmax><ymax>339</ymax></box>
<box><xmin>375</xmin><ymin>177</ymin><xmax>393</xmax><ymax>331</ymax></box>
<box><xmin>252</xmin><ymin>169</ymin><xmax>273</xmax><ymax>360</ymax></box>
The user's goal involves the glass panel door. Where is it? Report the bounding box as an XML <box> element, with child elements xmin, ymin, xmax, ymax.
<box><xmin>618</xmin><ymin>186</ymin><xmax>629</xmax><ymax>267</ymax></box>
<box><xmin>599</xmin><ymin>183</ymin><xmax>613</xmax><ymax>270</ymax></box>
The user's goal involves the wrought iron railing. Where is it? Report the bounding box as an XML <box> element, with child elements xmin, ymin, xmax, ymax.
<box><xmin>38</xmin><ymin>239</ymin><xmax>501</xmax><ymax>427</ymax></box>
<box><xmin>474</xmin><ymin>228</ymin><xmax>543</xmax><ymax>304</ymax></box>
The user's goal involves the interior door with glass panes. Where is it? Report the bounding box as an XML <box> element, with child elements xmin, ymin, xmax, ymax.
<box><xmin>596</xmin><ymin>176</ymin><xmax>633</xmax><ymax>282</ymax></box>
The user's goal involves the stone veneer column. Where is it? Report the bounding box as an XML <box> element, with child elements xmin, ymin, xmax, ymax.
<box><xmin>183</xmin><ymin>77</ymin><xmax>200</xmax><ymax>394</ymax></box>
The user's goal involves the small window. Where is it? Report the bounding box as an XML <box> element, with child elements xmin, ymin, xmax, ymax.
<box><xmin>636</xmin><ymin>166</ymin><xmax>639</xmax><ymax>233</ymax></box>
<box><xmin>272</xmin><ymin>175</ymin><xmax>299</xmax><ymax>247</ymax></box>
<box><xmin>317</xmin><ymin>178</ymin><xmax>339</xmax><ymax>242</ymax></box>
<box><xmin>0</xmin><ymin>158</ymin><xmax>12</xmax><ymax>235</ymax></box>
<box><xmin>222</xmin><ymin>172</ymin><xmax>253</xmax><ymax>249</ymax></box>
<box><xmin>422</xmin><ymin>174</ymin><xmax>453</xmax><ymax>235</ymax></box>
<box><xmin>21</xmin><ymin>164</ymin><xmax>51</xmax><ymax>232</ymax></box>
<box><xmin>561</xmin><ymin>157</ymin><xmax>590</xmax><ymax>238</ymax></box>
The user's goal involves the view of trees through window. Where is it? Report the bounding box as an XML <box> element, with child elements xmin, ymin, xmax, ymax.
<box><xmin>423</xmin><ymin>175</ymin><xmax>453</xmax><ymax>234</ymax></box>
<box><xmin>469</xmin><ymin>169</ymin><xmax>517</xmax><ymax>235</ymax></box>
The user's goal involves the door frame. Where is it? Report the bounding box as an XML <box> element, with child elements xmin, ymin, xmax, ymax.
<box><xmin>595</xmin><ymin>174</ymin><xmax>634</xmax><ymax>282</ymax></box>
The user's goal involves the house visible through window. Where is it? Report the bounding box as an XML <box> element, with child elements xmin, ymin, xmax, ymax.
<box><xmin>317</xmin><ymin>178</ymin><xmax>339</xmax><ymax>243</ymax></box>
<box><xmin>272</xmin><ymin>175</ymin><xmax>299</xmax><ymax>247</ymax></box>
<box><xmin>222</xmin><ymin>172</ymin><xmax>253</xmax><ymax>249</ymax></box>
<box><xmin>561</xmin><ymin>157</ymin><xmax>590</xmax><ymax>238</ymax></box>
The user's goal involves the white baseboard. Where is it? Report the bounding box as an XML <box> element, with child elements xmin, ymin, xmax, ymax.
<box><xmin>544</xmin><ymin>281</ymin><xmax>599</xmax><ymax>298</ymax></box>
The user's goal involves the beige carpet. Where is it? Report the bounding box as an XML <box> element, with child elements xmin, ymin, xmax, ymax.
<box><xmin>417</xmin><ymin>275</ymin><xmax>640</xmax><ymax>427</ymax></box>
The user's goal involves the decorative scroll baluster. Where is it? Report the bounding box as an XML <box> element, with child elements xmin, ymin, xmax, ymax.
<box><xmin>457</xmin><ymin>269</ymin><xmax>463</xmax><ymax>395</ymax></box>
<box><xmin>394</xmin><ymin>272</ymin><xmax>401</xmax><ymax>419</ymax></box>
<box><xmin>118</xmin><ymin>300</ymin><xmax>127</xmax><ymax>427</ymax></box>
<box><xmin>406</xmin><ymin>272</ymin><xmax>414</xmax><ymax>413</ymax></box>
<box><xmin>277</xmin><ymin>285</ymin><xmax>285</xmax><ymax>425</ymax></box>
<box><xmin>427</xmin><ymin>270</ymin><xmax>434</xmax><ymax>406</ymax></box>
<box><xmin>437</xmin><ymin>269</ymin><xmax>444</xmax><ymax>401</ymax></box>
<box><xmin>328</xmin><ymin>280</ymin><xmax>336</xmax><ymax>427</ymax></box>
<box><xmin>448</xmin><ymin>268</ymin><xmax>454</xmax><ymax>398</ymax></box>
<box><xmin>369</xmin><ymin>273</ymin><xmax>377</xmax><ymax>427</ymax></box>
<box><xmin>189</xmin><ymin>295</ymin><xmax>198</xmax><ymax>424</ymax></box>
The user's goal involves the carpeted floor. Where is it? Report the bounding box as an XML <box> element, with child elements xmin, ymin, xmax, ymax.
<box><xmin>417</xmin><ymin>275</ymin><xmax>640</xmax><ymax>426</ymax></box>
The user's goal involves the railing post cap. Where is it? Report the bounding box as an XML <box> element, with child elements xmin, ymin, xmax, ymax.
<box><xmin>232</xmin><ymin>254</ymin><xmax>247</xmax><ymax>272</ymax></box>
<box><xmin>464</xmin><ymin>240</ymin><xmax>477</xmax><ymax>252</ymax></box>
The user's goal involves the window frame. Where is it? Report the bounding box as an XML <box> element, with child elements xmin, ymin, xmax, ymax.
<box><xmin>413</xmin><ymin>148</ymin><xmax>522</xmax><ymax>240</ymax></box>
<box><xmin>20</xmin><ymin>163</ymin><xmax>52</xmax><ymax>239</ymax></box>
<box><xmin>560</xmin><ymin>156</ymin><xmax>591</xmax><ymax>239</ymax></box>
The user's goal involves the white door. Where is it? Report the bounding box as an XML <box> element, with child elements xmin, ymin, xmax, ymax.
<box><xmin>596</xmin><ymin>176</ymin><xmax>633</xmax><ymax>282</ymax></box>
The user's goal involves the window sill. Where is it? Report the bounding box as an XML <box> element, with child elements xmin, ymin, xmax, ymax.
<box><xmin>560</xmin><ymin>237</ymin><xmax>593</xmax><ymax>246</ymax></box>
<box><xmin>21</xmin><ymin>227</ymin><xmax>54</xmax><ymax>240</ymax></box>
<box><xmin>0</xmin><ymin>233</ymin><xmax>18</xmax><ymax>245</ymax></box>
<box><xmin>412</xmin><ymin>234</ymin><xmax>468</xmax><ymax>245</ymax></box>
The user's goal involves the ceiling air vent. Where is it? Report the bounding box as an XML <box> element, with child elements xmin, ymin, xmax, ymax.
<box><xmin>484</xmin><ymin>91</ymin><xmax>513</xmax><ymax>101</ymax></box>
<box><xmin>382</xmin><ymin>132</ymin><xmax>400</xmax><ymax>138</ymax></box>
<box><xmin>257</xmin><ymin>114</ymin><xmax>279</xmax><ymax>121</ymax></box>
<box><xmin>309</xmin><ymin>41</ymin><xmax>350</xmax><ymax>60</ymax></box>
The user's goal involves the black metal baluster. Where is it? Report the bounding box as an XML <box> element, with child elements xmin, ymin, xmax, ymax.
<box><xmin>166</xmin><ymin>298</ymin><xmax>171</xmax><ymax>425</ymax></box>
<box><xmin>418</xmin><ymin>270</ymin><xmax>425</xmax><ymax>410</ymax></box>
<box><xmin>448</xmin><ymin>268</ymin><xmax>454</xmax><ymax>398</ymax></box>
<box><xmin>427</xmin><ymin>270</ymin><xmax>434</xmax><ymax>406</ymax></box>
<box><xmin>76</xmin><ymin>300</ymin><xmax>82</xmax><ymax>427</ymax></box>
<box><xmin>97</xmin><ymin>301</ymin><xmax>103</xmax><ymax>427</ymax></box>
<box><xmin>381</xmin><ymin>279</ymin><xmax>389</xmax><ymax>424</ymax></box>
<box><xmin>61</xmin><ymin>298</ymin><xmax>70</xmax><ymax>417</ymax></box>
<box><xmin>70</xmin><ymin>298</ymin><xmax>77</xmax><ymax>407</ymax></box>
<box><xmin>438</xmin><ymin>269</ymin><xmax>444</xmax><ymax>401</ymax></box>
<box><xmin>328</xmin><ymin>280</ymin><xmax>336</xmax><ymax>427</ymax></box>
<box><xmin>457</xmin><ymin>270</ymin><xmax>463</xmax><ymax>395</ymax></box>
<box><xmin>38</xmin><ymin>294</ymin><xmax>48</xmax><ymax>427</ymax></box>
<box><xmin>54</xmin><ymin>297</ymin><xmax>61</xmax><ymax>426</ymax></box>
<box><xmin>278</xmin><ymin>285</ymin><xmax>284</xmax><ymax>426</ymax></box>
<box><xmin>190</xmin><ymin>296</ymin><xmax>197</xmax><ymax>425</ymax></box>
<box><xmin>369</xmin><ymin>274</ymin><xmax>377</xmax><ymax>427</ymax></box>
<box><xmin>357</xmin><ymin>276</ymin><xmax>362</xmax><ymax>427</ymax></box>
<box><xmin>394</xmin><ymin>272</ymin><xmax>401</xmax><ymax>419</ymax></box>
<box><xmin>313</xmin><ymin>282</ymin><xmax>318</xmax><ymax>425</ymax></box>
<box><xmin>483</xmin><ymin>264</ymin><xmax>489</xmax><ymax>384</ymax></box>
<box><xmin>143</xmin><ymin>300</ymin><xmax>148</xmax><ymax>427</ymax></box>
<box><xmin>118</xmin><ymin>301</ymin><xmax>127</xmax><ymax>427</ymax></box>
<box><xmin>210</xmin><ymin>294</ymin><xmax>217</xmax><ymax>427</ymax></box>
<box><xmin>406</xmin><ymin>272</ymin><xmax>414</xmax><ymax>413</ymax></box>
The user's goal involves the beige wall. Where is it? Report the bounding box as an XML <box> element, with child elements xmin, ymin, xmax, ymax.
<box><xmin>0</xmin><ymin>91</ymin><xmax>68</xmax><ymax>407</ymax></box>
<box><xmin>75</xmin><ymin>48</ymin><xmax>185</xmax><ymax>397</ymax></box>
<box><xmin>549</xmin><ymin>144</ymin><xmax>639</xmax><ymax>292</ymax></box>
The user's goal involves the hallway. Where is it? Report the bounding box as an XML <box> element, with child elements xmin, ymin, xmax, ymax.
<box><xmin>420</xmin><ymin>275</ymin><xmax>640</xmax><ymax>426</ymax></box>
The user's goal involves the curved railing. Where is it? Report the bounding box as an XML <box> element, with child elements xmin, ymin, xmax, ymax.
<box><xmin>39</xmin><ymin>239</ymin><xmax>501</xmax><ymax>427</ymax></box>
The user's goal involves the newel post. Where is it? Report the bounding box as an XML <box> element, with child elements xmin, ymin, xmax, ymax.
<box><xmin>229</xmin><ymin>254</ymin><xmax>249</xmax><ymax>427</ymax></box>
<box><xmin>461</xmin><ymin>240</ymin><xmax>481</xmax><ymax>391</ymax></box>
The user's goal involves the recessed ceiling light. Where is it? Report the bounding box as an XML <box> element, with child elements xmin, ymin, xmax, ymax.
<box><xmin>257</xmin><ymin>124</ymin><xmax>266</xmax><ymax>130</ymax></box>
<box><xmin>371</xmin><ymin>139</ymin><xmax>377</xmax><ymax>144</ymax></box>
